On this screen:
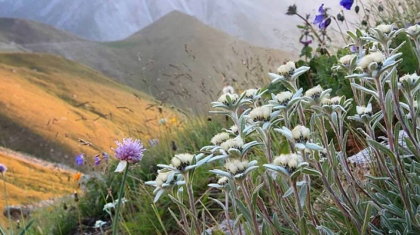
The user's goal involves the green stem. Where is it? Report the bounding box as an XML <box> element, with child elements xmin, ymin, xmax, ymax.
<box><xmin>112</xmin><ymin>163</ymin><xmax>129</xmax><ymax>235</ymax></box>
<box><xmin>2</xmin><ymin>174</ymin><xmax>13</xmax><ymax>235</ymax></box>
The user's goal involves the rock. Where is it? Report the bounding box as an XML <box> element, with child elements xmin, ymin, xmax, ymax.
<box><xmin>3</xmin><ymin>206</ymin><xmax>30</xmax><ymax>220</ymax></box>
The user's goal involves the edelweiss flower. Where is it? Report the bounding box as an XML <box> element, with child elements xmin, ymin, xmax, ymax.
<box><xmin>230</xmin><ymin>125</ymin><xmax>239</xmax><ymax>135</ymax></box>
<box><xmin>217</xmin><ymin>176</ymin><xmax>229</xmax><ymax>186</ymax></box>
<box><xmin>292</xmin><ymin>125</ymin><xmax>311</xmax><ymax>143</ymax></box>
<box><xmin>407</xmin><ymin>24</ymin><xmax>420</xmax><ymax>36</ymax></box>
<box><xmin>399</xmin><ymin>73</ymin><xmax>419</xmax><ymax>88</ymax></box>
<box><xmin>226</xmin><ymin>159</ymin><xmax>249</xmax><ymax>175</ymax></box>
<box><xmin>249</xmin><ymin>106</ymin><xmax>272</xmax><ymax>122</ymax></box>
<box><xmin>222</xmin><ymin>85</ymin><xmax>235</xmax><ymax>94</ymax></box>
<box><xmin>211</xmin><ymin>132</ymin><xmax>230</xmax><ymax>145</ymax></box>
<box><xmin>155</xmin><ymin>170</ymin><xmax>173</xmax><ymax>188</ymax></box>
<box><xmin>277</xmin><ymin>61</ymin><xmax>296</xmax><ymax>76</ymax></box>
<box><xmin>358</xmin><ymin>52</ymin><xmax>384</xmax><ymax>70</ymax></box>
<box><xmin>276</xmin><ymin>91</ymin><xmax>293</xmax><ymax>105</ymax></box>
<box><xmin>273</xmin><ymin>153</ymin><xmax>303</xmax><ymax>172</ymax></box>
<box><xmin>171</xmin><ymin>153</ymin><xmax>195</xmax><ymax>171</ymax></box>
<box><xmin>220</xmin><ymin>137</ymin><xmax>244</xmax><ymax>151</ymax></box>
<box><xmin>217</xmin><ymin>93</ymin><xmax>239</xmax><ymax>105</ymax></box>
<box><xmin>243</xmin><ymin>88</ymin><xmax>258</xmax><ymax>98</ymax></box>
<box><xmin>356</xmin><ymin>103</ymin><xmax>373</xmax><ymax>116</ymax></box>
<box><xmin>305</xmin><ymin>85</ymin><xmax>323</xmax><ymax>99</ymax></box>
<box><xmin>330</xmin><ymin>96</ymin><xmax>342</xmax><ymax>105</ymax></box>
<box><xmin>375</xmin><ymin>24</ymin><xmax>392</xmax><ymax>34</ymax></box>
<box><xmin>339</xmin><ymin>54</ymin><xmax>356</xmax><ymax>65</ymax></box>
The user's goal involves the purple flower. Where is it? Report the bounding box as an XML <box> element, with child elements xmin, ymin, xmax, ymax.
<box><xmin>102</xmin><ymin>152</ymin><xmax>109</xmax><ymax>162</ymax></box>
<box><xmin>75</xmin><ymin>154</ymin><xmax>85</xmax><ymax>166</ymax></box>
<box><xmin>340</xmin><ymin>0</ymin><xmax>354</xmax><ymax>10</ymax></box>
<box><xmin>350</xmin><ymin>45</ymin><xmax>357</xmax><ymax>53</ymax></box>
<box><xmin>149</xmin><ymin>139</ymin><xmax>159</xmax><ymax>147</ymax></box>
<box><xmin>300</xmin><ymin>39</ymin><xmax>313</xmax><ymax>46</ymax></box>
<box><xmin>319</xmin><ymin>18</ymin><xmax>331</xmax><ymax>30</ymax></box>
<box><xmin>94</xmin><ymin>155</ymin><xmax>101</xmax><ymax>166</ymax></box>
<box><xmin>114</xmin><ymin>138</ymin><xmax>145</xmax><ymax>164</ymax></box>
<box><xmin>0</xmin><ymin>163</ymin><xmax>7</xmax><ymax>174</ymax></box>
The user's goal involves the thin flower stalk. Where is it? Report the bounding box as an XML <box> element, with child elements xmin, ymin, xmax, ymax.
<box><xmin>112</xmin><ymin>163</ymin><xmax>129</xmax><ymax>235</ymax></box>
<box><xmin>182</xmin><ymin>172</ymin><xmax>201</xmax><ymax>234</ymax></box>
<box><xmin>224</xmin><ymin>190</ymin><xmax>235</xmax><ymax>235</ymax></box>
<box><xmin>239</xmin><ymin>180</ymin><xmax>261</xmax><ymax>235</ymax></box>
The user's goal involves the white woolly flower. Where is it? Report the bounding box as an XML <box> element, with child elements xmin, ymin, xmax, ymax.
<box><xmin>321</xmin><ymin>98</ymin><xmax>332</xmax><ymax>106</ymax></box>
<box><xmin>217</xmin><ymin>93</ymin><xmax>239</xmax><ymax>105</ymax></box>
<box><xmin>292</xmin><ymin>125</ymin><xmax>310</xmax><ymax>143</ymax></box>
<box><xmin>220</xmin><ymin>137</ymin><xmax>244</xmax><ymax>151</ymax></box>
<box><xmin>358</xmin><ymin>52</ymin><xmax>384</xmax><ymax>70</ymax></box>
<box><xmin>273</xmin><ymin>153</ymin><xmax>302</xmax><ymax>171</ymax></box>
<box><xmin>171</xmin><ymin>153</ymin><xmax>194</xmax><ymax>170</ymax></box>
<box><xmin>375</xmin><ymin>24</ymin><xmax>392</xmax><ymax>33</ymax></box>
<box><xmin>243</xmin><ymin>88</ymin><xmax>258</xmax><ymax>98</ymax></box>
<box><xmin>277</xmin><ymin>61</ymin><xmax>296</xmax><ymax>76</ymax></box>
<box><xmin>276</xmin><ymin>91</ymin><xmax>293</xmax><ymax>105</ymax></box>
<box><xmin>155</xmin><ymin>170</ymin><xmax>171</xmax><ymax>188</ymax></box>
<box><xmin>330</xmin><ymin>96</ymin><xmax>342</xmax><ymax>105</ymax></box>
<box><xmin>249</xmin><ymin>106</ymin><xmax>272</xmax><ymax>122</ymax></box>
<box><xmin>217</xmin><ymin>176</ymin><xmax>229</xmax><ymax>186</ymax></box>
<box><xmin>305</xmin><ymin>85</ymin><xmax>323</xmax><ymax>99</ymax></box>
<box><xmin>226</xmin><ymin>159</ymin><xmax>249</xmax><ymax>175</ymax></box>
<box><xmin>211</xmin><ymin>132</ymin><xmax>230</xmax><ymax>145</ymax></box>
<box><xmin>407</xmin><ymin>24</ymin><xmax>420</xmax><ymax>35</ymax></box>
<box><xmin>222</xmin><ymin>85</ymin><xmax>235</xmax><ymax>94</ymax></box>
<box><xmin>339</xmin><ymin>54</ymin><xmax>356</xmax><ymax>65</ymax></box>
<box><xmin>356</xmin><ymin>103</ymin><xmax>372</xmax><ymax>115</ymax></box>
<box><xmin>399</xmin><ymin>73</ymin><xmax>419</xmax><ymax>87</ymax></box>
<box><xmin>230</xmin><ymin>125</ymin><xmax>239</xmax><ymax>135</ymax></box>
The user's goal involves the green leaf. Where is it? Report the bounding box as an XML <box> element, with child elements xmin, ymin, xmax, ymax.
<box><xmin>351</xmin><ymin>83</ymin><xmax>378</xmax><ymax>99</ymax></box>
<box><xmin>235</xmin><ymin>198</ymin><xmax>253</xmax><ymax>227</ymax></box>
<box><xmin>361</xmin><ymin>203</ymin><xmax>372</xmax><ymax>235</ymax></box>
<box><xmin>302</xmin><ymin>168</ymin><xmax>321</xmax><ymax>176</ymax></box>
<box><xmin>298</xmin><ymin>217</ymin><xmax>309</xmax><ymax>235</ymax></box>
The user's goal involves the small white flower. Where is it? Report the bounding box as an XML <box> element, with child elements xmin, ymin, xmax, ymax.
<box><xmin>273</xmin><ymin>153</ymin><xmax>302</xmax><ymax>171</ymax></box>
<box><xmin>217</xmin><ymin>176</ymin><xmax>229</xmax><ymax>186</ymax></box>
<box><xmin>158</xmin><ymin>118</ymin><xmax>168</xmax><ymax>125</ymax></box>
<box><xmin>276</xmin><ymin>91</ymin><xmax>293</xmax><ymax>105</ymax></box>
<box><xmin>94</xmin><ymin>220</ymin><xmax>106</xmax><ymax>228</ymax></box>
<box><xmin>330</xmin><ymin>96</ymin><xmax>342</xmax><ymax>105</ymax></box>
<box><xmin>171</xmin><ymin>153</ymin><xmax>194</xmax><ymax>170</ymax></box>
<box><xmin>321</xmin><ymin>98</ymin><xmax>332</xmax><ymax>106</ymax></box>
<box><xmin>249</xmin><ymin>106</ymin><xmax>272</xmax><ymax>122</ymax></box>
<box><xmin>292</xmin><ymin>125</ymin><xmax>310</xmax><ymax>143</ymax></box>
<box><xmin>211</xmin><ymin>132</ymin><xmax>230</xmax><ymax>145</ymax></box>
<box><xmin>399</xmin><ymin>73</ymin><xmax>419</xmax><ymax>87</ymax></box>
<box><xmin>375</xmin><ymin>24</ymin><xmax>392</xmax><ymax>33</ymax></box>
<box><xmin>226</xmin><ymin>159</ymin><xmax>249</xmax><ymax>175</ymax></box>
<box><xmin>155</xmin><ymin>170</ymin><xmax>171</xmax><ymax>188</ymax></box>
<box><xmin>356</xmin><ymin>103</ymin><xmax>372</xmax><ymax>115</ymax></box>
<box><xmin>243</xmin><ymin>88</ymin><xmax>258</xmax><ymax>98</ymax></box>
<box><xmin>217</xmin><ymin>93</ymin><xmax>239</xmax><ymax>105</ymax></box>
<box><xmin>339</xmin><ymin>54</ymin><xmax>356</xmax><ymax>65</ymax></box>
<box><xmin>220</xmin><ymin>137</ymin><xmax>244</xmax><ymax>151</ymax></box>
<box><xmin>103</xmin><ymin>203</ymin><xmax>115</xmax><ymax>212</ymax></box>
<box><xmin>222</xmin><ymin>85</ymin><xmax>235</xmax><ymax>94</ymax></box>
<box><xmin>305</xmin><ymin>85</ymin><xmax>323</xmax><ymax>99</ymax></box>
<box><xmin>230</xmin><ymin>125</ymin><xmax>239</xmax><ymax>135</ymax></box>
<box><xmin>277</xmin><ymin>61</ymin><xmax>296</xmax><ymax>76</ymax></box>
<box><xmin>358</xmin><ymin>52</ymin><xmax>384</xmax><ymax>70</ymax></box>
<box><xmin>407</xmin><ymin>24</ymin><xmax>420</xmax><ymax>35</ymax></box>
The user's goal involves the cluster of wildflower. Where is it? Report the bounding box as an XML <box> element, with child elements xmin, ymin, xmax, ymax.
<box><xmin>273</xmin><ymin>154</ymin><xmax>303</xmax><ymax>173</ymax></box>
<box><xmin>277</xmin><ymin>61</ymin><xmax>296</xmax><ymax>77</ymax></box>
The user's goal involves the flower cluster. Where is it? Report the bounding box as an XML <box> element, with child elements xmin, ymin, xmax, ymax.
<box><xmin>277</xmin><ymin>61</ymin><xmax>296</xmax><ymax>76</ymax></box>
<box><xmin>292</xmin><ymin>125</ymin><xmax>311</xmax><ymax>143</ymax></box>
<box><xmin>273</xmin><ymin>154</ymin><xmax>302</xmax><ymax>172</ymax></box>
<box><xmin>249</xmin><ymin>106</ymin><xmax>272</xmax><ymax>122</ymax></box>
<box><xmin>211</xmin><ymin>132</ymin><xmax>230</xmax><ymax>145</ymax></box>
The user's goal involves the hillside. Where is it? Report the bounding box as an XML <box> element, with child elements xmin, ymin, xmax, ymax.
<box><xmin>0</xmin><ymin>52</ymin><xmax>177</xmax><ymax>166</ymax></box>
<box><xmin>0</xmin><ymin>12</ymin><xmax>293</xmax><ymax>114</ymax></box>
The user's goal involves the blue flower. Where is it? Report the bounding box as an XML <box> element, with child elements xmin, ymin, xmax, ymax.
<box><xmin>313</xmin><ymin>4</ymin><xmax>331</xmax><ymax>29</ymax></box>
<box><xmin>313</xmin><ymin>4</ymin><xmax>326</xmax><ymax>25</ymax></box>
<box><xmin>75</xmin><ymin>154</ymin><xmax>85</xmax><ymax>166</ymax></box>
<box><xmin>340</xmin><ymin>0</ymin><xmax>354</xmax><ymax>10</ymax></box>
<box><xmin>0</xmin><ymin>163</ymin><xmax>7</xmax><ymax>174</ymax></box>
<box><xmin>94</xmin><ymin>155</ymin><xmax>101</xmax><ymax>166</ymax></box>
<box><xmin>102</xmin><ymin>152</ymin><xmax>109</xmax><ymax>162</ymax></box>
<box><xmin>149</xmin><ymin>139</ymin><xmax>159</xmax><ymax>147</ymax></box>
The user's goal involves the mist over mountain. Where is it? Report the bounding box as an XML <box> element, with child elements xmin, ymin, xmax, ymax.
<box><xmin>0</xmin><ymin>0</ymin><xmax>361</xmax><ymax>51</ymax></box>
